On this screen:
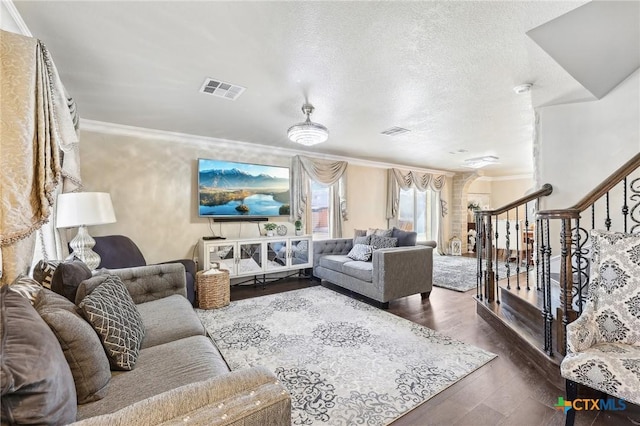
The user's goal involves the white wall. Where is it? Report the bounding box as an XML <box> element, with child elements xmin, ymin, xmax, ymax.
<box><xmin>537</xmin><ymin>69</ymin><xmax>640</xmax><ymax>210</ymax></box>
<box><xmin>1</xmin><ymin>0</ymin><xmax>28</xmax><ymax>34</ymax></box>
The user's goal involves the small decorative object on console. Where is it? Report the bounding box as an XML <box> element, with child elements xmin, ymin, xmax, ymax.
<box><xmin>294</xmin><ymin>220</ymin><xmax>303</xmax><ymax>236</ymax></box>
<box><xmin>276</xmin><ymin>224</ymin><xmax>287</xmax><ymax>236</ymax></box>
<box><xmin>450</xmin><ymin>236</ymin><xmax>462</xmax><ymax>256</ymax></box>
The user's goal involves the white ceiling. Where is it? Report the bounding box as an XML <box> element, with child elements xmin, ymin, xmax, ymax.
<box><xmin>12</xmin><ymin>0</ymin><xmax>601</xmax><ymax>176</ymax></box>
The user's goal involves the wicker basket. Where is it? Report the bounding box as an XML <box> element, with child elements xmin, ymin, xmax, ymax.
<box><xmin>196</xmin><ymin>264</ymin><xmax>230</xmax><ymax>309</ymax></box>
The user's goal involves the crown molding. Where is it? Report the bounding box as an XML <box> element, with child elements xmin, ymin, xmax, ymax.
<box><xmin>2</xmin><ymin>0</ymin><xmax>32</xmax><ymax>36</ymax></box>
<box><xmin>81</xmin><ymin>119</ymin><xmax>455</xmax><ymax>177</ymax></box>
<box><xmin>476</xmin><ymin>174</ymin><xmax>534</xmax><ymax>182</ymax></box>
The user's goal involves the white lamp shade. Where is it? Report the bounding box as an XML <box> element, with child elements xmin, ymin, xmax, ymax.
<box><xmin>56</xmin><ymin>192</ymin><xmax>116</xmax><ymax>228</ymax></box>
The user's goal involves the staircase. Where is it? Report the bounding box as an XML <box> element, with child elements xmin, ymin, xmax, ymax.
<box><xmin>474</xmin><ymin>152</ymin><xmax>640</xmax><ymax>390</ymax></box>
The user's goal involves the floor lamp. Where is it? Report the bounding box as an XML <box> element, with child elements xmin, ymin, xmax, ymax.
<box><xmin>56</xmin><ymin>192</ymin><xmax>116</xmax><ymax>270</ymax></box>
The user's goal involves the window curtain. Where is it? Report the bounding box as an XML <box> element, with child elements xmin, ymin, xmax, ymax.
<box><xmin>290</xmin><ymin>155</ymin><xmax>348</xmax><ymax>237</ymax></box>
<box><xmin>386</xmin><ymin>168</ymin><xmax>447</xmax><ymax>254</ymax></box>
<box><xmin>0</xmin><ymin>31</ymin><xmax>81</xmax><ymax>285</ymax></box>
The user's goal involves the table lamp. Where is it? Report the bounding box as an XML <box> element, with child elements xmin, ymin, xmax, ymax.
<box><xmin>56</xmin><ymin>192</ymin><xmax>116</xmax><ymax>270</ymax></box>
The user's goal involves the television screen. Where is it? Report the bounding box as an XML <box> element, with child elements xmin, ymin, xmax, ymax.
<box><xmin>198</xmin><ymin>158</ymin><xmax>290</xmax><ymax>218</ymax></box>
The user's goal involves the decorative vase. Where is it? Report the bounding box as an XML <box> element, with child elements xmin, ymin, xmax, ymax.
<box><xmin>267</xmin><ymin>231</ymin><xmax>274</xmax><ymax>237</ymax></box>
<box><xmin>295</xmin><ymin>229</ymin><xmax>303</xmax><ymax>236</ymax></box>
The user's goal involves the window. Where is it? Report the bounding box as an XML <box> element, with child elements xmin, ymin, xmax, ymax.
<box><xmin>310</xmin><ymin>181</ymin><xmax>330</xmax><ymax>240</ymax></box>
<box><xmin>398</xmin><ymin>188</ymin><xmax>437</xmax><ymax>241</ymax></box>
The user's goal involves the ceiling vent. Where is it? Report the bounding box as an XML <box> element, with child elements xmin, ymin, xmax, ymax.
<box><xmin>200</xmin><ymin>78</ymin><xmax>245</xmax><ymax>100</ymax></box>
<box><xmin>381</xmin><ymin>126</ymin><xmax>410</xmax><ymax>136</ymax></box>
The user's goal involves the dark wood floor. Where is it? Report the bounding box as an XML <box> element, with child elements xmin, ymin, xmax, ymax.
<box><xmin>230</xmin><ymin>279</ymin><xmax>640</xmax><ymax>426</ymax></box>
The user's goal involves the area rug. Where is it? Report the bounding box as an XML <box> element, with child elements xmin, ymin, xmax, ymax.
<box><xmin>197</xmin><ymin>286</ymin><xmax>496</xmax><ymax>425</ymax></box>
<box><xmin>432</xmin><ymin>255</ymin><xmax>511</xmax><ymax>292</ymax></box>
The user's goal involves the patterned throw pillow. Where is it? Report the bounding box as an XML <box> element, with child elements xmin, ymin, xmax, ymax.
<box><xmin>588</xmin><ymin>230</ymin><xmax>640</xmax><ymax>345</ymax></box>
<box><xmin>370</xmin><ymin>235</ymin><xmax>398</xmax><ymax>250</ymax></box>
<box><xmin>8</xmin><ymin>275</ymin><xmax>44</xmax><ymax>305</ymax></box>
<box><xmin>78</xmin><ymin>275</ymin><xmax>145</xmax><ymax>371</ymax></box>
<box><xmin>32</xmin><ymin>260</ymin><xmax>61</xmax><ymax>289</ymax></box>
<box><xmin>347</xmin><ymin>244</ymin><xmax>373</xmax><ymax>261</ymax></box>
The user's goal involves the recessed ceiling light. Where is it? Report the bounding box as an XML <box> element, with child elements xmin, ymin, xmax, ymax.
<box><xmin>463</xmin><ymin>156</ymin><xmax>499</xmax><ymax>169</ymax></box>
<box><xmin>513</xmin><ymin>83</ymin><xmax>533</xmax><ymax>94</ymax></box>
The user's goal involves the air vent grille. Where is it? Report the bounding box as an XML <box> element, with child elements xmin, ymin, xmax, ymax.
<box><xmin>200</xmin><ymin>78</ymin><xmax>245</xmax><ymax>100</ymax></box>
<box><xmin>381</xmin><ymin>126</ymin><xmax>410</xmax><ymax>136</ymax></box>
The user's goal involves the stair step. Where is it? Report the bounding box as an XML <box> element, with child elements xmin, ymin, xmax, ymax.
<box><xmin>476</xmin><ymin>296</ymin><xmax>563</xmax><ymax>390</ymax></box>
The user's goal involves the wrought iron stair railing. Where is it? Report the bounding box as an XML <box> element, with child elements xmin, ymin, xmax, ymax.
<box><xmin>475</xmin><ymin>183</ymin><xmax>553</xmax><ymax>304</ymax></box>
<box><xmin>537</xmin><ymin>153</ymin><xmax>640</xmax><ymax>357</ymax></box>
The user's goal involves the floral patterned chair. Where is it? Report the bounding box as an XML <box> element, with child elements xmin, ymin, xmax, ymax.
<box><xmin>561</xmin><ymin>230</ymin><xmax>640</xmax><ymax>425</ymax></box>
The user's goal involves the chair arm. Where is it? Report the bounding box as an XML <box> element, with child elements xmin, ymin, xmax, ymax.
<box><xmin>372</xmin><ymin>246</ymin><xmax>432</xmax><ymax>299</ymax></box>
<box><xmin>566</xmin><ymin>309</ymin><xmax>600</xmax><ymax>354</ymax></box>
<box><xmin>104</xmin><ymin>263</ymin><xmax>188</xmax><ymax>304</ymax></box>
<box><xmin>312</xmin><ymin>238</ymin><xmax>353</xmax><ymax>270</ymax></box>
<box><xmin>70</xmin><ymin>366</ymin><xmax>291</xmax><ymax>426</ymax></box>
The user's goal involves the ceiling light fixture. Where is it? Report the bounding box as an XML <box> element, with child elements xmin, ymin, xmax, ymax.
<box><xmin>287</xmin><ymin>103</ymin><xmax>329</xmax><ymax>146</ymax></box>
<box><xmin>463</xmin><ymin>155</ymin><xmax>500</xmax><ymax>169</ymax></box>
<box><xmin>513</xmin><ymin>83</ymin><xmax>533</xmax><ymax>94</ymax></box>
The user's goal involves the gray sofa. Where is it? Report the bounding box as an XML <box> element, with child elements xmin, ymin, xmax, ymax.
<box><xmin>1</xmin><ymin>263</ymin><xmax>291</xmax><ymax>425</ymax></box>
<box><xmin>313</xmin><ymin>237</ymin><xmax>437</xmax><ymax>308</ymax></box>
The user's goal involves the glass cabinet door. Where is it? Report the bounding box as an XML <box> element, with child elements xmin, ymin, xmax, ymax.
<box><xmin>290</xmin><ymin>238</ymin><xmax>311</xmax><ymax>268</ymax></box>
<box><xmin>265</xmin><ymin>239</ymin><xmax>288</xmax><ymax>271</ymax></box>
<box><xmin>237</xmin><ymin>242</ymin><xmax>263</xmax><ymax>275</ymax></box>
<box><xmin>208</xmin><ymin>243</ymin><xmax>235</xmax><ymax>274</ymax></box>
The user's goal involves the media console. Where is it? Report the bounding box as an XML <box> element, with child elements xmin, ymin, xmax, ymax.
<box><xmin>198</xmin><ymin>235</ymin><xmax>313</xmax><ymax>280</ymax></box>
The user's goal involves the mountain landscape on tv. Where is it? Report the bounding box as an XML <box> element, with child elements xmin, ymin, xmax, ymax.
<box><xmin>199</xmin><ymin>167</ymin><xmax>290</xmax><ymax>216</ymax></box>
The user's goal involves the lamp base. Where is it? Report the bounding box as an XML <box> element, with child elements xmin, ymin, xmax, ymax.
<box><xmin>69</xmin><ymin>225</ymin><xmax>101</xmax><ymax>270</ymax></box>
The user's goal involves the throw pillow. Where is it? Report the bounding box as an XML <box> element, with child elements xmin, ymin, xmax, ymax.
<box><xmin>370</xmin><ymin>235</ymin><xmax>398</xmax><ymax>249</ymax></box>
<box><xmin>366</xmin><ymin>228</ymin><xmax>393</xmax><ymax>237</ymax></box>
<box><xmin>51</xmin><ymin>259</ymin><xmax>92</xmax><ymax>302</ymax></box>
<box><xmin>75</xmin><ymin>274</ymin><xmax>111</xmax><ymax>305</ymax></box>
<box><xmin>8</xmin><ymin>274</ymin><xmax>43</xmax><ymax>305</ymax></box>
<box><xmin>32</xmin><ymin>259</ymin><xmax>61</xmax><ymax>289</ymax></box>
<box><xmin>353</xmin><ymin>235</ymin><xmax>371</xmax><ymax>245</ymax></box>
<box><xmin>354</xmin><ymin>229</ymin><xmax>367</xmax><ymax>237</ymax></box>
<box><xmin>392</xmin><ymin>227</ymin><xmax>418</xmax><ymax>247</ymax></box>
<box><xmin>347</xmin><ymin>244</ymin><xmax>374</xmax><ymax>262</ymax></box>
<box><xmin>0</xmin><ymin>286</ymin><xmax>77</xmax><ymax>424</ymax></box>
<box><xmin>588</xmin><ymin>230</ymin><xmax>640</xmax><ymax>345</ymax></box>
<box><xmin>78</xmin><ymin>275</ymin><xmax>145</xmax><ymax>371</ymax></box>
<box><xmin>36</xmin><ymin>288</ymin><xmax>111</xmax><ymax>404</ymax></box>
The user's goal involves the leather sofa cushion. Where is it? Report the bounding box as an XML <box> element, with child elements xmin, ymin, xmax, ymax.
<box><xmin>136</xmin><ymin>295</ymin><xmax>205</xmax><ymax>349</ymax></box>
<box><xmin>342</xmin><ymin>261</ymin><xmax>374</xmax><ymax>282</ymax></box>
<box><xmin>76</xmin><ymin>335</ymin><xmax>229</xmax><ymax>420</ymax></box>
<box><xmin>319</xmin><ymin>255</ymin><xmax>352</xmax><ymax>272</ymax></box>
<box><xmin>0</xmin><ymin>286</ymin><xmax>77</xmax><ymax>424</ymax></box>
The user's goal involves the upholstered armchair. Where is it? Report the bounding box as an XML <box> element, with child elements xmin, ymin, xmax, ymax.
<box><xmin>92</xmin><ymin>235</ymin><xmax>196</xmax><ymax>306</ymax></box>
<box><xmin>560</xmin><ymin>230</ymin><xmax>640</xmax><ymax>425</ymax></box>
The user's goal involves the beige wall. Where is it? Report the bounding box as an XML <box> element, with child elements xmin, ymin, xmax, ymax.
<box><xmin>343</xmin><ymin>165</ymin><xmax>388</xmax><ymax>238</ymax></box>
<box><xmin>79</xmin><ymin>129</ymin><xmax>433</xmax><ymax>264</ymax></box>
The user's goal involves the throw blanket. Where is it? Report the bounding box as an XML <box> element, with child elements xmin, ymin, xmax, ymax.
<box><xmin>0</xmin><ymin>30</ymin><xmax>80</xmax><ymax>284</ymax></box>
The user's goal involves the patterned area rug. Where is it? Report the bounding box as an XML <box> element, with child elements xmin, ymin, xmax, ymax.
<box><xmin>197</xmin><ymin>286</ymin><xmax>496</xmax><ymax>425</ymax></box>
<box><xmin>432</xmin><ymin>255</ymin><xmax>511</xmax><ymax>292</ymax></box>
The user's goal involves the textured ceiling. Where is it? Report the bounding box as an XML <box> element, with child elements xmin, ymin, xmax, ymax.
<box><xmin>12</xmin><ymin>0</ymin><xmax>596</xmax><ymax>176</ymax></box>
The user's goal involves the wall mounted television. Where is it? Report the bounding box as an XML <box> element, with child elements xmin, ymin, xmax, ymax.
<box><xmin>198</xmin><ymin>158</ymin><xmax>290</xmax><ymax>218</ymax></box>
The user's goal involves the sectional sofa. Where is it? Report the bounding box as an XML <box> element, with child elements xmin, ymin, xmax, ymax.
<box><xmin>1</xmin><ymin>263</ymin><xmax>291</xmax><ymax>425</ymax></box>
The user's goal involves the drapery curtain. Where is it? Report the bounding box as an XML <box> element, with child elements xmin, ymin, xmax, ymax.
<box><xmin>0</xmin><ymin>30</ymin><xmax>81</xmax><ymax>285</ymax></box>
<box><xmin>290</xmin><ymin>155</ymin><xmax>348</xmax><ymax>237</ymax></box>
<box><xmin>386</xmin><ymin>168</ymin><xmax>447</xmax><ymax>254</ymax></box>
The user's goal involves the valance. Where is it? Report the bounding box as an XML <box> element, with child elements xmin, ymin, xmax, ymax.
<box><xmin>290</xmin><ymin>155</ymin><xmax>348</xmax><ymax>237</ymax></box>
